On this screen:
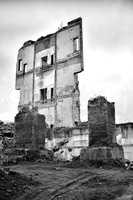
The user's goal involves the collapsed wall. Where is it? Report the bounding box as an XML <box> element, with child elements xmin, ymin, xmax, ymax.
<box><xmin>45</xmin><ymin>124</ymin><xmax>89</xmax><ymax>161</ymax></box>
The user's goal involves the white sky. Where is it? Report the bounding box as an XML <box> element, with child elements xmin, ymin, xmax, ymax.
<box><xmin>0</xmin><ymin>0</ymin><xmax>133</xmax><ymax>123</ymax></box>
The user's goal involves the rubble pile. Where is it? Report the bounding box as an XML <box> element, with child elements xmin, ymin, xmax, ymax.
<box><xmin>0</xmin><ymin>121</ymin><xmax>14</xmax><ymax>137</ymax></box>
<box><xmin>0</xmin><ymin>168</ymin><xmax>38</xmax><ymax>200</ymax></box>
<box><xmin>25</xmin><ymin>149</ymin><xmax>53</xmax><ymax>162</ymax></box>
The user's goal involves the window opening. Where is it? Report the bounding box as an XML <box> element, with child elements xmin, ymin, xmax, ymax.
<box><xmin>73</xmin><ymin>37</ymin><xmax>79</xmax><ymax>52</ymax></box>
<box><xmin>40</xmin><ymin>88</ymin><xmax>47</xmax><ymax>102</ymax></box>
<box><xmin>23</xmin><ymin>63</ymin><xmax>28</xmax><ymax>73</ymax></box>
<box><xmin>42</xmin><ymin>56</ymin><xmax>48</xmax><ymax>67</ymax></box>
<box><xmin>51</xmin><ymin>88</ymin><xmax>54</xmax><ymax>100</ymax></box>
<box><xmin>18</xmin><ymin>59</ymin><xmax>23</xmax><ymax>71</ymax></box>
<box><xmin>51</xmin><ymin>54</ymin><xmax>54</xmax><ymax>65</ymax></box>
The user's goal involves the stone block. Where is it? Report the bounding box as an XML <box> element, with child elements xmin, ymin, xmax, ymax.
<box><xmin>80</xmin><ymin>145</ymin><xmax>124</xmax><ymax>162</ymax></box>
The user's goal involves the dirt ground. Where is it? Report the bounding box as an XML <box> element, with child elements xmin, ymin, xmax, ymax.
<box><xmin>1</xmin><ymin>161</ymin><xmax>131</xmax><ymax>200</ymax></box>
<box><xmin>0</xmin><ymin>166</ymin><xmax>38</xmax><ymax>200</ymax></box>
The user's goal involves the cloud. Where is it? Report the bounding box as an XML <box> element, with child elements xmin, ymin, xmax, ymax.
<box><xmin>84</xmin><ymin>3</ymin><xmax>133</xmax><ymax>50</ymax></box>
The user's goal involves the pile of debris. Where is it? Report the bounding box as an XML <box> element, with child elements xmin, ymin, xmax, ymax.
<box><xmin>0</xmin><ymin>168</ymin><xmax>38</xmax><ymax>200</ymax></box>
<box><xmin>1</xmin><ymin>148</ymin><xmax>54</xmax><ymax>165</ymax></box>
<box><xmin>0</xmin><ymin>120</ymin><xmax>14</xmax><ymax>138</ymax></box>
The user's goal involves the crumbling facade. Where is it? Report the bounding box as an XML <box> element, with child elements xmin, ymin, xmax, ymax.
<box><xmin>15</xmin><ymin>17</ymin><xmax>84</xmax><ymax>127</ymax></box>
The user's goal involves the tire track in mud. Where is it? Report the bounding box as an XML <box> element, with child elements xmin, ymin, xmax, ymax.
<box><xmin>13</xmin><ymin>164</ymin><xmax>133</xmax><ymax>200</ymax></box>
<box><xmin>49</xmin><ymin>174</ymin><xmax>97</xmax><ymax>200</ymax></box>
<box><xmin>17</xmin><ymin>171</ymin><xmax>95</xmax><ymax>200</ymax></box>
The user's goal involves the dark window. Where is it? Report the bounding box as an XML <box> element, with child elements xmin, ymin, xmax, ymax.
<box><xmin>75</xmin><ymin>121</ymin><xmax>78</xmax><ymax>126</ymax></box>
<box><xmin>51</xmin><ymin>54</ymin><xmax>54</xmax><ymax>65</ymax></box>
<box><xmin>41</xmin><ymin>56</ymin><xmax>48</xmax><ymax>67</ymax></box>
<box><xmin>23</xmin><ymin>63</ymin><xmax>28</xmax><ymax>73</ymax></box>
<box><xmin>18</xmin><ymin>59</ymin><xmax>23</xmax><ymax>71</ymax></box>
<box><xmin>40</xmin><ymin>88</ymin><xmax>47</xmax><ymax>102</ymax></box>
<box><xmin>73</xmin><ymin>37</ymin><xmax>79</xmax><ymax>52</ymax></box>
<box><xmin>51</xmin><ymin>88</ymin><xmax>54</xmax><ymax>100</ymax></box>
<box><xmin>50</xmin><ymin>124</ymin><xmax>53</xmax><ymax>129</ymax></box>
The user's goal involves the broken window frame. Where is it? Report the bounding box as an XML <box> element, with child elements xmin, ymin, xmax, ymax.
<box><xmin>40</xmin><ymin>88</ymin><xmax>47</xmax><ymax>103</ymax></box>
<box><xmin>41</xmin><ymin>56</ymin><xmax>48</xmax><ymax>68</ymax></box>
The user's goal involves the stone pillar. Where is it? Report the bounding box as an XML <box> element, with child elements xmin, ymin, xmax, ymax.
<box><xmin>80</xmin><ymin>96</ymin><xmax>124</xmax><ymax>163</ymax></box>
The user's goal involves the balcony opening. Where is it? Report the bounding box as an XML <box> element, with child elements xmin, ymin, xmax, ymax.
<box><xmin>41</xmin><ymin>56</ymin><xmax>48</xmax><ymax>67</ymax></box>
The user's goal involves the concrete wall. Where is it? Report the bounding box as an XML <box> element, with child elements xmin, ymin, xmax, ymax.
<box><xmin>116</xmin><ymin>123</ymin><xmax>133</xmax><ymax>161</ymax></box>
<box><xmin>45</xmin><ymin>123</ymin><xmax>133</xmax><ymax>161</ymax></box>
<box><xmin>35</xmin><ymin>47</ymin><xmax>55</xmax><ymax>68</ymax></box>
<box><xmin>45</xmin><ymin>126</ymin><xmax>89</xmax><ymax>160</ymax></box>
<box><xmin>55</xmin><ymin>19</ymin><xmax>83</xmax><ymax>127</ymax></box>
<box><xmin>35</xmin><ymin>69</ymin><xmax>55</xmax><ymax>102</ymax></box>
<box><xmin>56</xmin><ymin>97</ymin><xmax>73</xmax><ymax>127</ymax></box>
<box><xmin>34</xmin><ymin>37</ymin><xmax>55</xmax><ymax>126</ymax></box>
<box><xmin>16</xmin><ymin>43</ymin><xmax>34</xmax><ymax>108</ymax></box>
<box><xmin>38</xmin><ymin>106</ymin><xmax>55</xmax><ymax>126</ymax></box>
<box><xmin>19</xmin><ymin>73</ymin><xmax>33</xmax><ymax>106</ymax></box>
<box><xmin>57</xmin><ymin>24</ymin><xmax>81</xmax><ymax>61</ymax></box>
<box><xmin>15</xmin><ymin>18</ymin><xmax>83</xmax><ymax>127</ymax></box>
<box><xmin>16</xmin><ymin>43</ymin><xmax>34</xmax><ymax>75</ymax></box>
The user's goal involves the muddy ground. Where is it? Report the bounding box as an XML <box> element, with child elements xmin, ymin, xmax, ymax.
<box><xmin>0</xmin><ymin>162</ymin><xmax>130</xmax><ymax>200</ymax></box>
<box><xmin>0</xmin><ymin>166</ymin><xmax>38</xmax><ymax>200</ymax></box>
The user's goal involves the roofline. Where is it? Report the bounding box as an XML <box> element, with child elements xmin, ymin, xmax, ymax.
<box><xmin>18</xmin><ymin>17</ymin><xmax>82</xmax><ymax>50</ymax></box>
<box><xmin>116</xmin><ymin>122</ymin><xmax>133</xmax><ymax>127</ymax></box>
<box><xmin>19</xmin><ymin>40</ymin><xmax>35</xmax><ymax>51</ymax></box>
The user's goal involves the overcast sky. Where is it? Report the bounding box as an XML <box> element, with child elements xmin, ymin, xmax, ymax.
<box><xmin>0</xmin><ymin>0</ymin><xmax>133</xmax><ymax>123</ymax></box>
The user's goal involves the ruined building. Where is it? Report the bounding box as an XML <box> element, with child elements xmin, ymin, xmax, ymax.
<box><xmin>15</xmin><ymin>17</ymin><xmax>125</xmax><ymax>160</ymax></box>
<box><xmin>15</xmin><ymin>17</ymin><xmax>83</xmax><ymax>127</ymax></box>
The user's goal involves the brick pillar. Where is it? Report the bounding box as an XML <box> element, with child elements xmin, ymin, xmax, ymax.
<box><xmin>88</xmin><ymin>96</ymin><xmax>115</xmax><ymax>146</ymax></box>
<box><xmin>80</xmin><ymin>96</ymin><xmax>124</xmax><ymax>162</ymax></box>
<box><xmin>15</xmin><ymin>107</ymin><xmax>46</xmax><ymax>149</ymax></box>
